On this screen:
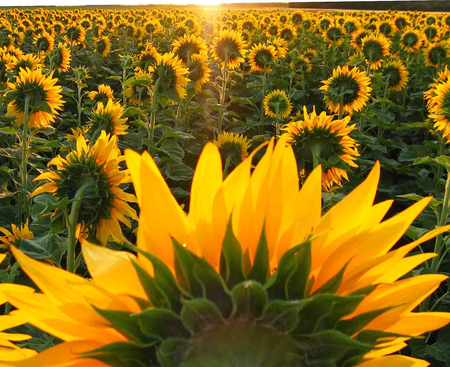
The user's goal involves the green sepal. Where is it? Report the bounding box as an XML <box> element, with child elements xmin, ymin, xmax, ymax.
<box><xmin>157</xmin><ymin>338</ymin><xmax>189</xmax><ymax>367</ymax></box>
<box><xmin>180</xmin><ymin>299</ymin><xmax>225</xmax><ymax>334</ymax></box>
<box><xmin>133</xmin><ymin>247</ymin><xmax>182</xmax><ymax>313</ymax></box>
<box><xmin>83</xmin><ymin>341</ymin><xmax>158</xmax><ymax>367</ymax></box>
<box><xmin>133</xmin><ymin>308</ymin><xmax>191</xmax><ymax>340</ymax></box>
<box><xmin>312</xmin><ymin>260</ymin><xmax>350</xmax><ymax>296</ymax></box>
<box><xmin>230</xmin><ymin>281</ymin><xmax>268</xmax><ymax>321</ymax></box>
<box><xmin>247</xmin><ymin>225</ymin><xmax>270</xmax><ymax>284</ymax></box>
<box><xmin>297</xmin><ymin>330</ymin><xmax>373</xmax><ymax>363</ymax></box>
<box><xmin>91</xmin><ymin>307</ymin><xmax>152</xmax><ymax>343</ymax></box>
<box><xmin>258</xmin><ymin>299</ymin><xmax>308</xmax><ymax>333</ymax></box>
<box><xmin>220</xmin><ymin>219</ymin><xmax>246</xmax><ymax>289</ymax></box>
<box><xmin>265</xmin><ymin>239</ymin><xmax>311</xmax><ymax>300</ymax></box>
<box><xmin>286</xmin><ymin>241</ymin><xmax>311</xmax><ymax>300</ymax></box>
<box><xmin>192</xmin><ymin>257</ymin><xmax>233</xmax><ymax>317</ymax></box>
<box><xmin>356</xmin><ymin>329</ymin><xmax>421</xmax><ymax>346</ymax></box>
<box><xmin>336</xmin><ymin>307</ymin><xmax>393</xmax><ymax>336</ymax></box>
<box><xmin>173</xmin><ymin>239</ymin><xmax>203</xmax><ymax>297</ymax></box>
<box><xmin>131</xmin><ymin>260</ymin><xmax>168</xmax><ymax>309</ymax></box>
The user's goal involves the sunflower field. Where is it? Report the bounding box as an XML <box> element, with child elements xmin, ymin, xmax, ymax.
<box><xmin>2</xmin><ymin>5</ymin><xmax>450</xmax><ymax>366</ymax></box>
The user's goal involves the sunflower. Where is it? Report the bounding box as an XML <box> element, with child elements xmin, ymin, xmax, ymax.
<box><xmin>278</xmin><ymin>23</ymin><xmax>297</xmax><ymax>43</ymax></box>
<box><xmin>33</xmin><ymin>31</ymin><xmax>55</xmax><ymax>54</ymax></box>
<box><xmin>6</xmin><ymin>53</ymin><xmax>44</xmax><ymax>75</ymax></box>
<box><xmin>394</xmin><ymin>14</ymin><xmax>410</xmax><ymax>30</ymax></box>
<box><xmin>3</xmin><ymin>138</ymin><xmax>450</xmax><ymax>366</ymax></box>
<box><xmin>423</xmin><ymin>25</ymin><xmax>441</xmax><ymax>42</ymax></box>
<box><xmin>360</xmin><ymin>34</ymin><xmax>391</xmax><ymax>70</ymax></box>
<box><xmin>268</xmin><ymin>37</ymin><xmax>288</xmax><ymax>59</ymax></box>
<box><xmin>319</xmin><ymin>16</ymin><xmax>333</xmax><ymax>31</ymax></box>
<box><xmin>87</xmin><ymin>99</ymin><xmax>128</xmax><ymax>137</ymax></box>
<box><xmin>343</xmin><ymin>17</ymin><xmax>360</xmax><ymax>35</ymax></box>
<box><xmin>323</xmin><ymin>25</ymin><xmax>345</xmax><ymax>46</ymax></box>
<box><xmin>291</xmin><ymin>10</ymin><xmax>304</xmax><ymax>25</ymax></box>
<box><xmin>64</xmin><ymin>23</ymin><xmax>86</xmax><ymax>46</ymax></box>
<box><xmin>148</xmin><ymin>52</ymin><xmax>190</xmax><ymax>102</ymax></box>
<box><xmin>31</xmin><ymin>131</ymin><xmax>137</xmax><ymax>245</ymax></box>
<box><xmin>282</xmin><ymin>106</ymin><xmax>359</xmax><ymax>190</ymax></box>
<box><xmin>188</xmin><ymin>53</ymin><xmax>211</xmax><ymax>93</ymax></box>
<box><xmin>399</xmin><ymin>27</ymin><xmax>423</xmax><ymax>52</ymax></box>
<box><xmin>291</xmin><ymin>55</ymin><xmax>312</xmax><ymax>78</ymax></box>
<box><xmin>213</xmin><ymin>131</ymin><xmax>251</xmax><ymax>168</ymax></box>
<box><xmin>212</xmin><ymin>29</ymin><xmax>247</xmax><ymax>70</ymax></box>
<box><xmin>425</xmin><ymin>41</ymin><xmax>450</xmax><ymax>68</ymax></box>
<box><xmin>428</xmin><ymin>80</ymin><xmax>450</xmax><ymax>142</ymax></box>
<box><xmin>6</xmin><ymin>68</ymin><xmax>64</xmax><ymax>129</ymax></box>
<box><xmin>125</xmin><ymin>71</ymin><xmax>151</xmax><ymax>106</ymax></box>
<box><xmin>0</xmin><ymin>52</ymin><xmax>13</xmax><ymax>85</ymax></box>
<box><xmin>381</xmin><ymin>60</ymin><xmax>409</xmax><ymax>91</ymax></box>
<box><xmin>172</xmin><ymin>34</ymin><xmax>207</xmax><ymax>65</ymax></box>
<box><xmin>0</xmin><ymin>220</ymin><xmax>33</xmax><ymax>248</ymax></box>
<box><xmin>302</xmin><ymin>47</ymin><xmax>318</xmax><ymax>60</ymax></box>
<box><xmin>248</xmin><ymin>43</ymin><xmax>278</xmax><ymax>72</ymax></box>
<box><xmin>376</xmin><ymin>20</ymin><xmax>395</xmax><ymax>36</ymax></box>
<box><xmin>143</xmin><ymin>20</ymin><xmax>160</xmax><ymax>35</ymax></box>
<box><xmin>266</xmin><ymin>24</ymin><xmax>279</xmax><ymax>38</ymax></box>
<box><xmin>95</xmin><ymin>36</ymin><xmax>111</xmax><ymax>57</ymax></box>
<box><xmin>351</xmin><ymin>30</ymin><xmax>371</xmax><ymax>51</ymax></box>
<box><xmin>320</xmin><ymin>65</ymin><xmax>372</xmax><ymax>116</ymax></box>
<box><xmin>64</xmin><ymin>126</ymin><xmax>89</xmax><ymax>142</ymax></box>
<box><xmin>88</xmin><ymin>83</ymin><xmax>114</xmax><ymax>103</ymax></box>
<box><xmin>51</xmin><ymin>42</ymin><xmax>71</xmax><ymax>72</ymax></box>
<box><xmin>263</xmin><ymin>89</ymin><xmax>292</xmax><ymax>119</ymax></box>
<box><xmin>425</xmin><ymin>65</ymin><xmax>450</xmax><ymax>110</ymax></box>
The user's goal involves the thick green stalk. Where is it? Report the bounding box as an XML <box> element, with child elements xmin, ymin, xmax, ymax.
<box><xmin>66</xmin><ymin>184</ymin><xmax>89</xmax><ymax>273</ymax></box>
<box><xmin>259</xmin><ymin>65</ymin><xmax>267</xmax><ymax>134</ymax></box>
<box><xmin>149</xmin><ymin>78</ymin><xmax>161</xmax><ymax>140</ymax></box>
<box><xmin>77</xmin><ymin>84</ymin><xmax>82</xmax><ymax>126</ymax></box>
<box><xmin>217</xmin><ymin>63</ymin><xmax>228</xmax><ymax>135</ymax></box>
<box><xmin>20</xmin><ymin>95</ymin><xmax>30</xmax><ymax>222</ymax></box>
<box><xmin>311</xmin><ymin>144</ymin><xmax>321</xmax><ymax>169</ymax></box>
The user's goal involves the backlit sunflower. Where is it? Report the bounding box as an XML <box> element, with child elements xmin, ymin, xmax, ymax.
<box><xmin>134</xmin><ymin>45</ymin><xmax>159</xmax><ymax>74</ymax></box>
<box><xmin>266</xmin><ymin>24</ymin><xmax>279</xmax><ymax>38</ymax></box>
<box><xmin>351</xmin><ymin>30</ymin><xmax>370</xmax><ymax>51</ymax></box>
<box><xmin>381</xmin><ymin>60</ymin><xmax>409</xmax><ymax>91</ymax></box>
<box><xmin>248</xmin><ymin>43</ymin><xmax>278</xmax><ymax>72</ymax></box>
<box><xmin>320</xmin><ymin>65</ymin><xmax>372</xmax><ymax>116</ymax></box>
<box><xmin>87</xmin><ymin>99</ymin><xmax>128</xmax><ymax>137</ymax></box>
<box><xmin>213</xmin><ymin>131</ymin><xmax>251</xmax><ymax>168</ymax></box>
<box><xmin>95</xmin><ymin>36</ymin><xmax>111</xmax><ymax>57</ymax></box>
<box><xmin>6</xmin><ymin>68</ymin><xmax>64</xmax><ymax>129</ymax></box>
<box><xmin>319</xmin><ymin>16</ymin><xmax>333</xmax><ymax>31</ymax></box>
<box><xmin>343</xmin><ymin>17</ymin><xmax>360</xmax><ymax>35</ymax></box>
<box><xmin>423</xmin><ymin>25</ymin><xmax>441</xmax><ymax>43</ymax></box>
<box><xmin>282</xmin><ymin>106</ymin><xmax>359</xmax><ymax>190</ymax></box>
<box><xmin>125</xmin><ymin>71</ymin><xmax>151</xmax><ymax>106</ymax></box>
<box><xmin>360</xmin><ymin>34</ymin><xmax>391</xmax><ymax>70</ymax></box>
<box><xmin>212</xmin><ymin>29</ymin><xmax>247</xmax><ymax>70</ymax></box>
<box><xmin>376</xmin><ymin>20</ymin><xmax>395</xmax><ymax>36</ymax></box>
<box><xmin>291</xmin><ymin>55</ymin><xmax>312</xmax><ymax>78</ymax></box>
<box><xmin>425</xmin><ymin>41</ymin><xmax>450</xmax><ymax>68</ymax></box>
<box><xmin>172</xmin><ymin>34</ymin><xmax>207</xmax><ymax>65</ymax></box>
<box><xmin>268</xmin><ymin>37</ymin><xmax>287</xmax><ymax>59</ymax></box>
<box><xmin>278</xmin><ymin>23</ymin><xmax>297</xmax><ymax>43</ymax></box>
<box><xmin>64</xmin><ymin>23</ymin><xmax>86</xmax><ymax>46</ymax></box>
<box><xmin>323</xmin><ymin>25</ymin><xmax>345</xmax><ymax>46</ymax></box>
<box><xmin>394</xmin><ymin>14</ymin><xmax>410</xmax><ymax>30</ymax></box>
<box><xmin>425</xmin><ymin>65</ymin><xmax>450</xmax><ymax>110</ymax></box>
<box><xmin>52</xmin><ymin>43</ymin><xmax>71</xmax><ymax>72</ymax></box>
<box><xmin>31</xmin><ymin>131</ymin><xmax>137</xmax><ymax>245</ymax></box>
<box><xmin>33</xmin><ymin>31</ymin><xmax>55</xmax><ymax>54</ymax></box>
<box><xmin>188</xmin><ymin>53</ymin><xmax>211</xmax><ymax>93</ymax></box>
<box><xmin>263</xmin><ymin>89</ymin><xmax>292</xmax><ymax>119</ymax></box>
<box><xmin>143</xmin><ymin>20</ymin><xmax>160</xmax><ymax>35</ymax></box>
<box><xmin>2</xmin><ymin>137</ymin><xmax>450</xmax><ymax>367</ymax></box>
<box><xmin>0</xmin><ymin>220</ymin><xmax>33</xmax><ymax>248</ymax></box>
<box><xmin>399</xmin><ymin>27</ymin><xmax>423</xmax><ymax>52</ymax></box>
<box><xmin>0</xmin><ymin>52</ymin><xmax>13</xmax><ymax>85</ymax></box>
<box><xmin>6</xmin><ymin>53</ymin><xmax>44</xmax><ymax>75</ymax></box>
<box><xmin>88</xmin><ymin>84</ymin><xmax>114</xmax><ymax>103</ymax></box>
<box><xmin>302</xmin><ymin>47</ymin><xmax>318</xmax><ymax>60</ymax></box>
<box><xmin>149</xmin><ymin>52</ymin><xmax>190</xmax><ymax>102</ymax></box>
<box><xmin>428</xmin><ymin>79</ymin><xmax>450</xmax><ymax>142</ymax></box>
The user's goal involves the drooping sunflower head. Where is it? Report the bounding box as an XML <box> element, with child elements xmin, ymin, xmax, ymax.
<box><xmin>0</xmin><ymin>219</ymin><xmax>33</xmax><ymax>248</ymax></box>
<box><xmin>87</xmin><ymin>83</ymin><xmax>114</xmax><ymax>103</ymax></box>
<box><xmin>6</xmin><ymin>53</ymin><xmax>45</xmax><ymax>75</ymax></box>
<box><xmin>95</xmin><ymin>36</ymin><xmax>111</xmax><ymax>57</ymax></box>
<box><xmin>149</xmin><ymin>52</ymin><xmax>190</xmax><ymax>102</ymax></box>
<box><xmin>52</xmin><ymin>42</ymin><xmax>71</xmax><ymax>72</ymax></box>
<box><xmin>187</xmin><ymin>53</ymin><xmax>211</xmax><ymax>93</ymax></box>
<box><xmin>381</xmin><ymin>60</ymin><xmax>409</xmax><ymax>91</ymax></box>
<box><xmin>400</xmin><ymin>27</ymin><xmax>424</xmax><ymax>52</ymax></box>
<box><xmin>360</xmin><ymin>33</ymin><xmax>391</xmax><ymax>70</ymax></box>
<box><xmin>31</xmin><ymin>130</ymin><xmax>137</xmax><ymax>245</ymax></box>
<box><xmin>248</xmin><ymin>43</ymin><xmax>278</xmax><ymax>72</ymax></box>
<box><xmin>278</xmin><ymin>23</ymin><xmax>297</xmax><ymax>43</ymax></box>
<box><xmin>212</xmin><ymin>29</ymin><xmax>248</xmax><ymax>70</ymax></box>
<box><xmin>425</xmin><ymin>41</ymin><xmax>450</xmax><ymax>68</ymax></box>
<box><xmin>213</xmin><ymin>131</ymin><xmax>251</xmax><ymax>168</ymax></box>
<box><xmin>171</xmin><ymin>34</ymin><xmax>207</xmax><ymax>65</ymax></box>
<box><xmin>87</xmin><ymin>99</ymin><xmax>128</xmax><ymax>138</ymax></box>
<box><xmin>33</xmin><ymin>31</ymin><xmax>55</xmax><ymax>54</ymax></box>
<box><xmin>134</xmin><ymin>45</ymin><xmax>159</xmax><ymax>73</ymax></box>
<box><xmin>320</xmin><ymin>65</ymin><xmax>372</xmax><ymax>116</ymax></box>
<box><xmin>6</xmin><ymin>67</ymin><xmax>64</xmax><ymax>129</ymax></box>
<box><xmin>64</xmin><ymin>23</ymin><xmax>86</xmax><ymax>46</ymax></box>
<box><xmin>282</xmin><ymin>106</ymin><xmax>359</xmax><ymax>190</ymax></box>
<box><xmin>263</xmin><ymin>89</ymin><xmax>292</xmax><ymax>119</ymax></box>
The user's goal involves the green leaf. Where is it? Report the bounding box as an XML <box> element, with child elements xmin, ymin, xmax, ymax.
<box><xmin>31</xmin><ymin>194</ymin><xmax>72</xmax><ymax>221</ymax></box>
<box><xmin>19</xmin><ymin>234</ymin><xmax>67</xmax><ymax>265</ymax></box>
<box><xmin>133</xmin><ymin>308</ymin><xmax>190</xmax><ymax>340</ymax></box>
<box><xmin>162</xmin><ymin>88</ymin><xmax>181</xmax><ymax>103</ymax></box>
<box><xmin>180</xmin><ymin>299</ymin><xmax>224</xmax><ymax>334</ymax></box>
<box><xmin>230</xmin><ymin>281</ymin><xmax>268</xmax><ymax>321</ymax></box>
<box><xmin>220</xmin><ymin>219</ymin><xmax>245</xmax><ymax>289</ymax></box>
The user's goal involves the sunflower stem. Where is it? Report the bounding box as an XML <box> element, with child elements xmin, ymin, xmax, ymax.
<box><xmin>149</xmin><ymin>78</ymin><xmax>161</xmax><ymax>141</ymax></box>
<box><xmin>217</xmin><ymin>51</ymin><xmax>229</xmax><ymax>136</ymax></box>
<box><xmin>67</xmin><ymin>183</ymin><xmax>90</xmax><ymax>273</ymax></box>
<box><xmin>311</xmin><ymin>144</ymin><xmax>321</xmax><ymax>169</ymax></box>
<box><xmin>77</xmin><ymin>84</ymin><xmax>83</xmax><ymax>126</ymax></box>
<box><xmin>338</xmin><ymin>94</ymin><xmax>344</xmax><ymax>120</ymax></box>
<box><xmin>4</xmin><ymin>261</ymin><xmax>20</xmax><ymax>315</ymax></box>
<box><xmin>223</xmin><ymin>154</ymin><xmax>232</xmax><ymax>180</ymax></box>
<box><xmin>259</xmin><ymin>64</ymin><xmax>267</xmax><ymax>135</ymax></box>
<box><xmin>20</xmin><ymin>95</ymin><xmax>30</xmax><ymax>222</ymax></box>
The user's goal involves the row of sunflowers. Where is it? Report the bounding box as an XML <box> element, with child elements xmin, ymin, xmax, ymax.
<box><xmin>0</xmin><ymin>5</ymin><xmax>450</xmax><ymax>366</ymax></box>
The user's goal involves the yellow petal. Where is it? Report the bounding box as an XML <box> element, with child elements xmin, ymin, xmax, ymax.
<box><xmin>356</xmin><ymin>355</ymin><xmax>429</xmax><ymax>367</ymax></box>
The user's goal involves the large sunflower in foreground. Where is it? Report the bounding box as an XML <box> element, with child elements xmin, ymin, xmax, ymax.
<box><xmin>1</xmin><ymin>138</ymin><xmax>450</xmax><ymax>366</ymax></box>
<box><xmin>282</xmin><ymin>106</ymin><xmax>359</xmax><ymax>190</ymax></box>
<box><xmin>6</xmin><ymin>67</ymin><xmax>64</xmax><ymax>129</ymax></box>
<box><xmin>31</xmin><ymin>131</ymin><xmax>137</xmax><ymax>245</ymax></box>
<box><xmin>212</xmin><ymin>29</ymin><xmax>247</xmax><ymax>70</ymax></box>
<box><xmin>320</xmin><ymin>65</ymin><xmax>372</xmax><ymax>115</ymax></box>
